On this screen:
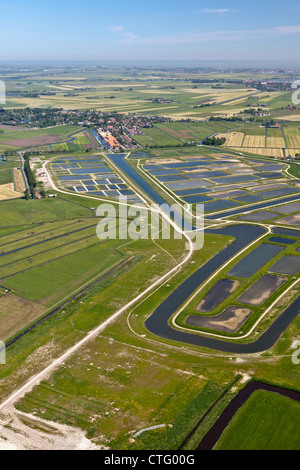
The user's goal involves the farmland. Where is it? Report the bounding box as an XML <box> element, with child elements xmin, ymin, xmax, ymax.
<box><xmin>1</xmin><ymin>63</ymin><xmax>300</xmax><ymax>452</ymax></box>
<box><xmin>215</xmin><ymin>390</ymin><xmax>300</xmax><ymax>450</ymax></box>
<box><xmin>134</xmin><ymin>121</ymin><xmax>251</xmax><ymax>147</ymax></box>
<box><xmin>216</xmin><ymin>122</ymin><xmax>300</xmax><ymax>159</ymax></box>
<box><xmin>0</xmin><ymin>191</ymin><xmax>189</xmax><ymax>342</ymax></box>
<box><xmin>0</xmin><ymin>125</ymin><xmax>85</xmax><ymax>151</ymax></box>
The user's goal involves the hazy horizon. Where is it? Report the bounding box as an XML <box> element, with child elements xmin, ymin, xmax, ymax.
<box><xmin>1</xmin><ymin>0</ymin><xmax>300</xmax><ymax>62</ymax></box>
<box><xmin>1</xmin><ymin>59</ymin><xmax>300</xmax><ymax>73</ymax></box>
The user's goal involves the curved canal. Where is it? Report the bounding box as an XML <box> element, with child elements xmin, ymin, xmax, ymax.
<box><xmin>106</xmin><ymin>153</ymin><xmax>300</xmax><ymax>354</ymax></box>
<box><xmin>197</xmin><ymin>380</ymin><xmax>300</xmax><ymax>450</ymax></box>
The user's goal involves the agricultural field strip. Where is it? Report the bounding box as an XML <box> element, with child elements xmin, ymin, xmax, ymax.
<box><xmin>0</xmin><ymin>190</ymin><xmax>196</xmax><ymax>413</ymax></box>
<box><xmin>0</xmin><ymin>219</ymin><xmax>89</xmax><ymax>248</ymax></box>
<box><xmin>0</xmin><ymin>227</ymin><xmax>98</xmax><ymax>273</ymax></box>
<box><xmin>0</xmin><ymin>234</ymin><xmax>102</xmax><ymax>281</ymax></box>
<box><xmin>220</xmin><ymin>124</ymin><xmax>300</xmax><ymax>151</ymax></box>
<box><xmin>0</xmin><ymin>219</ymin><xmax>98</xmax><ymax>254</ymax></box>
<box><xmin>0</xmin><ymin>225</ymin><xmax>40</xmax><ymax>241</ymax></box>
<box><xmin>0</xmin><ymin>218</ymin><xmax>130</xmax><ymax>279</ymax></box>
<box><xmin>0</xmin><ymin>126</ymin><xmax>85</xmax><ymax>149</ymax></box>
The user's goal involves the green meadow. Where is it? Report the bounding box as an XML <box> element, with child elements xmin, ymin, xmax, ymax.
<box><xmin>215</xmin><ymin>390</ymin><xmax>300</xmax><ymax>450</ymax></box>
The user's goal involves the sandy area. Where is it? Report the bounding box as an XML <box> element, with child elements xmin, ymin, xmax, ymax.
<box><xmin>0</xmin><ymin>408</ymin><xmax>105</xmax><ymax>450</ymax></box>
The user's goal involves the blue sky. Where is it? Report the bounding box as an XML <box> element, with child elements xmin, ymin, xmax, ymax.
<box><xmin>1</xmin><ymin>0</ymin><xmax>300</xmax><ymax>61</ymax></box>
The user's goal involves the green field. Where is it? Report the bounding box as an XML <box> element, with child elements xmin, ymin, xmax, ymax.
<box><xmin>134</xmin><ymin>120</ymin><xmax>252</xmax><ymax>147</ymax></box>
<box><xmin>0</xmin><ymin>197</ymin><xmax>93</xmax><ymax>226</ymax></box>
<box><xmin>1</xmin><ymin>65</ymin><xmax>300</xmax><ymax>451</ymax></box>
<box><xmin>0</xmin><ymin>125</ymin><xmax>84</xmax><ymax>150</ymax></box>
<box><xmin>215</xmin><ymin>390</ymin><xmax>300</xmax><ymax>450</ymax></box>
<box><xmin>0</xmin><ymin>156</ymin><xmax>22</xmax><ymax>185</ymax></box>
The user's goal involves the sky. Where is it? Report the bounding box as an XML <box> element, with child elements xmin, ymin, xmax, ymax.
<box><xmin>1</xmin><ymin>0</ymin><xmax>300</xmax><ymax>62</ymax></box>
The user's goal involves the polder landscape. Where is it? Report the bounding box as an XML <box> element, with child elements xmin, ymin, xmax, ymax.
<box><xmin>1</xmin><ymin>60</ymin><xmax>300</xmax><ymax>453</ymax></box>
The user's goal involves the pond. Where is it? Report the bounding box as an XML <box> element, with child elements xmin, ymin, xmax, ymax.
<box><xmin>269</xmin><ymin>255</ymin><xmax>300</xmax><ymax>275</ymax></box>
<box><xmin>228</xmin><ymin>244</ymin><xmax>285</xmax><ymax>278</ymax></box>
<box><xmin>196</xmin><ymin>279</ymin><xmax>239</xmax><ymax>312</ymax></box>
<box><xmin>238</xmin><ymin>275</ymin><xmax>286</xmax><ymax>305</ymax></box>
<box><xmin>186</xmin><ymin>306</ymin><xmax>252</xmax><ymax>333</ymax></box>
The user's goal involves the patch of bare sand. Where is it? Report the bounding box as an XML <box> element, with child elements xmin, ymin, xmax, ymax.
<box><xmin>146</xmin><ymin>158</ymin><xmax>181</xmax><ymax>164</ymax></box>
<box><xmin>208</xmin><ymin>308</ymin><xmax>251</xmax><ymax>331</ymax></box>
<box><xmin>277</xmin><ymin>214</ymin><xmax>300</xmax><ymax>226</ymax></box>
<box><xmin>0</xmin><ymin>409</ymin><xmax>106</xmax><ymax>450</ymax></box>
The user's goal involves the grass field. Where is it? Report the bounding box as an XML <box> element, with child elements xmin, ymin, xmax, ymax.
<box><xmin>3</xmin><ymin>83</ymin><xmax>259</xmax><ymax>119</ymax></box>
<box><xmin>6</xmin><ymin>232</ymin><xmax>235</xmax><ymax>450</ymax></box>
<box><xmin>134</xmin><ymin>121</ymin><xmax>249</xmax><ymax>147</ymax></box>
<box><xmin>0</xmin><ymin>156</ymin><xmax>22</xmax><ymax>185</ymax></box>
<box><xmin>215</xmin><ymin>390</ymin><xmax>300</xmax><ymax>450</ymax></box>
<box><xmin>0</xmin><ymin>125</ymin><xmax>84</xmax><ymax>150</ymax></box>
<box><xmin>0</xmin><ymin>197</ymin><xmax>93</xmax><ymax>227</ymax></box>
<box><xmin>2</xmin><ymin>66</ymin><xmax>300</xmax><ymax>450</ymax></box>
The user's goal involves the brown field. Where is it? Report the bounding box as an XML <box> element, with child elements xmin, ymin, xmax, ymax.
<box><xmin>0</xmin><ymin>294</ymin><xmax>44</xmax><ymax>340</ymax></box>
<box><xmin>13</xmin><ymin>168</ymin><xmax>26</xmax><ymax>192</ymax></box>
<box><xmin>0</xmin><ymin>125</ymin><xmax>27</xmax><ymax>132</ymax></box>
<box><xmin>286</xmin><ymin>136</ymin><xmax>300</xmax><ymax>148</ymax></box>
<box><xmin>157</xmin><ymin>126</ymin><xmax>194</xmax><ymax>140</ymax></box>
<box><xmin>0</xmin><ymin>183</ymin><xmax>24</xmax><ymax>200</ymax></box>
<box><xmin>287</xmin><ymin>149</ymin><xmax>300</xmax><ymax>157</ymax></box>
<box><xmin>2</xmin><ymin>135</ymin><xmax>62</xmax><ymax>148</ymax></box>
<box><xmin>233</xmin><ymin>147</ymin><xmax>284</xmax><ymax>158</ymax></box>
<box><xmin>267</xmin><ymin>137</ymin><xmax>286</xmax><ymax>148</ymax></box>
<box><xmin>274</xmin><ymin>115</ymin><xmax>300</xmax><ymax>121</ymax></box>
<box><xmin>218</xmin><ymin>132</ymin><xmax>244</xmax><ymax>147</ymax></box>
<box><xmin>243</xmin><ymin>135</ymin><xmax>266</xmax><ymax>148</ymax></box>
<box><xmin>83</xmin><ymin>130</ymin><xmax>98</xmax><ymax>149</ymax></box>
